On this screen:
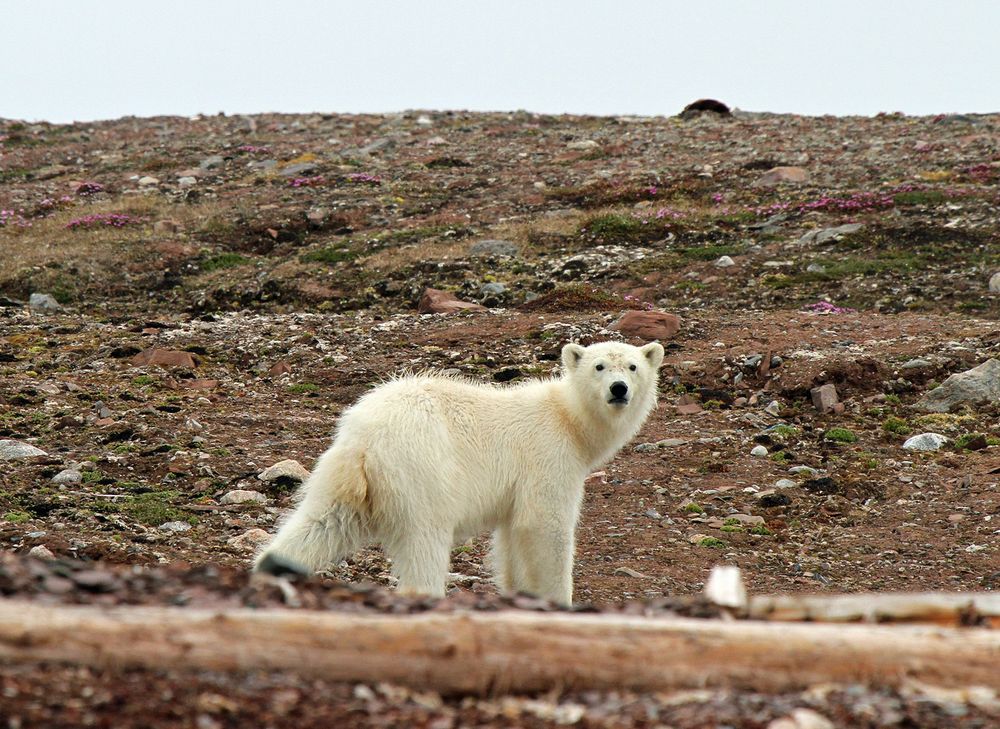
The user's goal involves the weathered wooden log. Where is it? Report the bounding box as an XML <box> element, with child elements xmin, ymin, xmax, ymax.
<box><xmin>0</xmin><ymin>602</ymin><xmax>997</xmax><ymax>695</ymax></box>
<box><xmin>748</xmin><ymin>592</ymin><xmax>1000</xmax><ymax>627</ymax></box>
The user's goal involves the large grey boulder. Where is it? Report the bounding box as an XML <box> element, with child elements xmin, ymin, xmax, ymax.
<box><xmin>902</xmin><ymin>433</ymin><xmax>948</xmax><ymax>451</ymax></box>
<box><xmin>29</xmin><ymin>293</ymin><xmax>61</xmax><ymax>311</ymax></box>
<box><xmin>914</xmin><ymin>359</ymin><xmax>1000</xmax><ymax>413</ymax></box>
<box><xmin>0</xmin><ymin>440</ymin><xmax>47</xmax><ymax>459</ymax></box>
<box><xmin>796</xmin><ymin>223</ymin><xmax>864</xmax><ymax>246</ymax></box>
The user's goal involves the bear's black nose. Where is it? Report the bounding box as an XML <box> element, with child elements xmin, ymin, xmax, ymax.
<box><xmin>610</xmin><ymin>381</ymin><xmax>629</xmax><ymax>399</ymax></box>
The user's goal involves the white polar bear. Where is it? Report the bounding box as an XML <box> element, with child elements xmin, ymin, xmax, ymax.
<box><xmin>254</xmin><ymin>340</ymin><xmax>664</xmax><ymax>605</ymax></box>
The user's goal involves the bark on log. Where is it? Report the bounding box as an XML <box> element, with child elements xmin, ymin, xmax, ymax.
<box><xmin>0</xmin><ymin>602</ymin><xmax>997</xmax><ymax>695</ymax></box>
<box><xmin>748</xmin><ymin>592</ymin><xmax>1000</xmax><ymax>627</ymax></box>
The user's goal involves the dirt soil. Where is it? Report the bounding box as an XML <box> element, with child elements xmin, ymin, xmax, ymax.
<box><xmin>1</xmin><ymin>108</ymin><xmax>999</xmax><ymax>726</ymax></box>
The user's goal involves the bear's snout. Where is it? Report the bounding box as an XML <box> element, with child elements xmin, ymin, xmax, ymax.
<box><xmin>609</xmin><ymin>381</ymin><xmax>629</xmax><ymax>404</ymax></box>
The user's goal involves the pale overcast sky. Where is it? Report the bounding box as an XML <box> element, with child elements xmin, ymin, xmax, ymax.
<box><xmin>4</xmin><ymin>1</ymin><xmax>999</xmax><ymax>123</ymax></box>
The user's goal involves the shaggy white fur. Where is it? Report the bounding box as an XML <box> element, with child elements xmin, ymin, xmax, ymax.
<box><xmin>255</xmin><ymin>340</ymin><xmax>664</xmax><ymax>605</ymax></box>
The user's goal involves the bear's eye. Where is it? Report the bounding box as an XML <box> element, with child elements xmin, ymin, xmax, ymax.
<box><xmin>595</xmin><ymin>364</ymin><xmax>604</xmax><ymax>372</ymax></box>
<box><xmin>629</xmin><ymin>364</ymin><xmax>637</xmax><ymax>372</ymax></box>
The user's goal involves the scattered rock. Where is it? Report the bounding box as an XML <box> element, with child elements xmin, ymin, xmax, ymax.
<box><xmin>796</xmin><ymin>223</ymin><xmax>864</xmax><ymax>246</ymax></box>
<box><xmin>613</xmin><ymin>566</ymin><xmax>648</xmax><ymax>578</ymax></box>
<box><xmin>789</xmin><ymin>465</ymin><xmax>818</xmax><ymax>476</ymax></box>
<box><xmin>675</xmin><ymin>395</ymin><xmax>702</xmax><ymax>415</ymax></box>
<box><xmin>470</xmin><ymin>239</ymin><xmax>519</xmax><ymax>257</ymax></box>
<box><xmin>756</xmin><ymin>490</ymin><xmax>791</xmax><ymax>507</ymax></box>
<box><xmin>51</xmin><ymin>469</ymin><xmax>82</xmax><ymax>484</ymax></box>
<box><xmin>608</xmin><ymin>310</ymin><xmax>681</xmax><ymax>340</ymax></box>
<box><xmin>902</xmin><ymin>432</ymin><xmax>948</xmax><ymax>451</ymax></box>
<box><xmin>990</xmin><ymin>271</ymin><xmax>1000</xmax><ymax>292</ymax></box>
<box><xmin>227</xmin><ymin>528</ymin><xmax>272</xmax><ymax>551</ymax></box>
<box><xmin>153</xmin><ymin>219</ymin><xmax>181</xmax><ymax>234</ymax></box>
<box><xmin>70</xmin><ymin>570</ymin><xmax>119</xmax><ymax>593</ymax></box>
<box><xmin>177</xmin><ymin>176</ymin><xmax>197</xmax><ymax>187</ymax></box>
<box><xmin>280</xmin><ymin>162</ymin><xmax>319</xmax><ymax>177</ymax></box>
<box><xmin>258</xmin><ymin>459</ymin><xmax>311</xmax><ymax>485</ymax></box>
<box><xmin>0</xmin><ymin>440</ymin><xmax>48</xmax><ymax>460</ymax></box>
<box><xmin>199</xmin><ymin>155</ymin><xmax>224</xmax><ymax>170</ymax></box>
<box><xmin>774</xmin><ymin>479</ymin><xmax>797</xmax><ymax>489</ymax></box>
<box><xmin>754</xmin><ymin>166</ymin><xmax>809</xmax><ymax>187</ymax></box>
<box><xmin>714</xmin><ymin>255</ymin><xmax>735</xmax><ymax>268</ymax></box>
<box><xmin>704</xmin><ymin>565</ymin><xmax>747</xmax><ymax>609</ymax></box>
<box><xmin>480</xmin><ymin>282</ymin><xmax>507</xmax><ymax>298</ymax></box>
<box><xmin>764</xmin><ymin>400</ymin><xmax>782</xmax><ymax>417</ymax></box>
<box><xmin>566</xmin><ymin>140</ymin><xmax>599</xmax><ymax>151</ymax></box>
<box><xmin>417</xmin><ymin>288</ymin><xmax>487</xmax><ymax>315</ymax></box>
<box><xmin>130</xmin><ymin>348</ymin><xmax>199</xmax><ymax>369</ymax></box>
<box><xmin>810</xmin><ymin>383</ymin><xmax>839</xmax><ymax>413</ymax></box>
<box><xmin>962</xmin><ymin>433</ymin><xmax>988</xmax><ymax>451</ymax></box>
<box><xmin>159</xmin><ymin>521</ymin><xmax>192</xmax><ymax>533</ymax></box>
<box><xmin>28</xmin><ymin>293</ymin><xmax>61</xmax><ymax>311</ymax></box>
<box><xmin>914</xmin><ymin>359</ymin><xmax>1000</xmax><ymax>412</ymax></box>
<box><xmin>750</xmin><ymin>445</ymin><xmax>768</xmax><ymax>457</ymax></box>
<box><xmin>219</xmin><ymin>490</ymin><xmax>268</xmax><ymax>506</ymax></box>
<box><xmin>268</xmin><ymin>361</ymin><xmax>293</xmax><ymax>377</ymax></box>
<box><xmin>28</xmin><ymin>545</ymin><xmax>55</xmax><ymax>560</ymax></box>
<box><xmin>137</xmin><ymin>176</ymin><xmax>159</xmax><ymax>186</ymax></box>
<box><xmin>901</xmin><ymin>358</ymin><xmax>932</xmax><ymax>370</ymax></box>
<box><xmin>768</xmin><ymin>708</ymin><xmax>835</xmax><ymax>729</ymax></box>
<box><xmin>728</xmin><ymin>514</ymin><xmax>765</xmax><ymax>526</ymax></box>
<box><xmin>802</xmin><ymin>477</ymin><xmax>840</xmax><ymax>494</ymax></box>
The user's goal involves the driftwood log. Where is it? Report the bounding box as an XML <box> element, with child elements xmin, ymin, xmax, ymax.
<box><xmin>0</xmin><ymin>601</ymin><xmax>997</xmax><ymax>695</ymax></box>
<box><xmin>749</xmin><ymin>592</ymin><xmax>1000</xmax><ymax>627</ymax></box>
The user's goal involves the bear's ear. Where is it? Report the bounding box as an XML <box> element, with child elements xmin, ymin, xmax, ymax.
<box><xmin>561</xmin><ymin>343</ymin><xmax>586</xmax><ymax>372</ymax></box>
<box><xmin>640</xmin><ymin>342</ymin><xmax>665</xmax><ymax>370</ymax></box>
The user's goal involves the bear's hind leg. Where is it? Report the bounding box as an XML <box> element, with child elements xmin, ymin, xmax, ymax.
<box><xmin>385</xmin><ymin>530</ymin><xmax>451</xmax><ymax>598</ymax></box>
<box><xmin>255</xmin><ymin>498</ymin><xmax>366</xmax><ymax>574</ymax></box>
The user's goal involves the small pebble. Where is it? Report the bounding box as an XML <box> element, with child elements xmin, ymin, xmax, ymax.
<box><xmin>28</xmin><ymin>545</ymin><xmax>55</xmax><ymax>559</ymax></box>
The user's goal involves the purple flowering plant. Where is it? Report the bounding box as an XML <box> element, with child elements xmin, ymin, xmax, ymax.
<box><xmin>66</xmin><ymin>213</ymin><xmax>142</xmax><ymax>229</ymax></box>
<box><xmin>347</xmin><ymin>173</ymin><xmax>382</xmax><ymax>185</ymax></box>
<box><xmin>289</xmin><ymin>176</ymin><xmax>325</xmax><ymax>188</ymax></box>
<box><xmin>803</xmin><ymin>301</ymin><xmax>857</xmax><ymax>315</ymax></box>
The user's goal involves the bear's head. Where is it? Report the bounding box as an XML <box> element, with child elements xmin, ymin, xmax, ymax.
<box><xmin>561</xmin><ymin>341</ymin><xmax>664</xmax><ymax>417</ymax></box>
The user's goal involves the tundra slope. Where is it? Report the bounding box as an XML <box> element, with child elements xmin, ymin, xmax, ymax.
<box><xmin>256</xmin><ymin>340</ymin><xmax>665</xmax><ymax>604</ymax></box>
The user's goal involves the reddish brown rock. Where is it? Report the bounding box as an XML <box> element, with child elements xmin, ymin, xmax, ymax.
<box><xmin>609</xmin><ymin>310</ymin><xmax>681</xmax><ymax>340</ymax></box>
<box><xmin>131</xmin><ymin>349</ymin><xmax>198</xmax><ymax>369</ymax></box>
<box><xmin>268</xmin><ymin>361</ymin><xmax>293</xmax><ymax>377</ymax></box>
<box><xmin>418</xmin><ymin>288</ymin><xmax>487</xmax><ymax>315</ymax></box>
<box><xmin>675</xmin><ymin>394</ymin><xmax>703</xmax><ymax>415</ymax></box>
<box><xmin>180</xmin><ymin>379</ymin><xmax>219</xmax><ymax>390</ymax></box>
<box><xmin>152</xmin><ymin>219</ymin><xmax>182</xmax><ymax>234</ymax></box>
<box><xmin>754</xmin><ymin>166</ymin><xmax>809</xmax><ymax>187</ymax></box>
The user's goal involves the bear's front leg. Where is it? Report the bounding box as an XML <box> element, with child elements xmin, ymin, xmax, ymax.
<box><xmin>509</xmin><ymin>520</ymin><xmax>577</xmax><ymax>606</ymax></box>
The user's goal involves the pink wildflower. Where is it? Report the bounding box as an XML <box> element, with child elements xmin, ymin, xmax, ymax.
<box><xmin>289</xmin><ymin>176</ymin><xmax>325</xmax><ymax>188</ymax></box>
<box><xmin>803</xmin><ymin>301</ymin><xmax>856</xmax><ymax>315</ymax></box>
<box><xmin>347</xmin><ymin>172</ymin><xmax>382</xmax><ymax>185</ymax></box>
<box><xmin>66</xmin><ymin>213</ymin><xmax>142</xmax><ymax>229</ymax></box>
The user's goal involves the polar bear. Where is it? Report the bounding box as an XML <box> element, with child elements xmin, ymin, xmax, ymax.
<box><xmin>254</xmin><ymin>340</ymin><xmax>664</xmax><ymax>605</ymax></box>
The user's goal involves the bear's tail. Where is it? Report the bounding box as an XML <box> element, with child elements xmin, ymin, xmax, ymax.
<box><xmin>253</xmin><ymin>442</ymin><xmax>370</xmax><ymax>574</ymax></box>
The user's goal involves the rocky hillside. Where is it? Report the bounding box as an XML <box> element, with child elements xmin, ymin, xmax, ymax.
<box><xmin>1</xmin><ymin>107</ymin><xmax>999</xmax><ymax>727</ymax></box>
